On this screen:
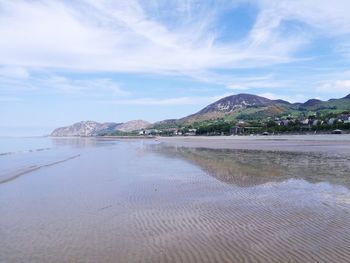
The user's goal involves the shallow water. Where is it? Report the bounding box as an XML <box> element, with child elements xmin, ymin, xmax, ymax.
<box><xmin>1</xmin><ymin>138</ymin><xmax>350</xmax><ymax>262</ymax></box>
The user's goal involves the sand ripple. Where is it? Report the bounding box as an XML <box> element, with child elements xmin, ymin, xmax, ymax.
<box><xmin>1</xmin><ymin>140</ymin><xmax>350</xmax><ymax>262</ymax></box>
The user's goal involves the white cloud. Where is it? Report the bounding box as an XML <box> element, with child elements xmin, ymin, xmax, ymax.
<box><xmin>0</xmin><ymin>71</ymin><xmax>129</xmax><ymax>97</ymax></box>
<box><xmin>255</xmin><ymin>0</ymin><xmax>350</xmax><ymax>35</ymax></box>
<box><xmin>0</xmin><ymin>0</ymin><xmax>349</xmax><ymax>101</ymax></box>
<box><xmin>40</xmin><ymin>76</ymin><xmax>130</xmax><ymax>96</ymax></box>
<box><xmin>226</xmin><ymin>75</ymin><xmax>288</xmax><ymax>90</ymax></box>
<box><xmin>0</xmin><ymin>66</ymin><xmax>29</xmax><ymax>79</ymax></box>
<box><xmin>0</xmin><ymin>0</ymin><xmax>305</xmax><ymax>75</ymax></box>
<box><xmin>338</xmin><ymin>42</ymin><xmax>350</xmax><ymax>58</ymax></box>
<box><xmin>258</xmin><ymin>92</ymin><xmax>306</xmax><ymax>103</ymax></box>
<box><xmin>317</xmin><ymin>80</ymin><xmax>350</xmax><ymax>94</ymax></box>
<box><xmin>103</xmin><ymin>93</ymin><xmax>233</xmax><ymax>106</ymax></box>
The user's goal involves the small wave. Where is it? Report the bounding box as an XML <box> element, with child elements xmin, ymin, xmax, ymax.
<box><xmin>0</xmin><ymin>147</ymin><xmax>51</xmax><ymax>157</ymax></box>
<box><xmin>0</xmin><ymin>154</ymin><xmax>80</xmax><ymax>185</ymax></box>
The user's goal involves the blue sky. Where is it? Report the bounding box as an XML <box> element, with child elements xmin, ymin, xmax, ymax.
<box><xmin>1</xmin><ymin>0</ymin><xmax>350</xmax><ymax>135</ymax></box>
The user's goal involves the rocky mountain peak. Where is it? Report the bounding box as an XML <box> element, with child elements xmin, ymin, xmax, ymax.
<box><xmin>198</xmin><ymin>94</ymin><xmax>273</xmax><ymax>114</ymax></box>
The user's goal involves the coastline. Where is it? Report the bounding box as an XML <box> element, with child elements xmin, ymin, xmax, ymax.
<box><xmin>96</xmin><ymin>135</ymin><xmax>156</xmax><ymax>139</ymax></box>
<box><xmin>0</xmin><ymin>154</ymin><xmax>80</xmax><ymax>185</ymax></box>
<box><xmin>49</xmin><ymin>134</ymin><xmax>350</xmax><ymax>155</ymax></box>
<box><xmin>49</xmin><ymin>135</ymin><xmax>156</xmax><ymax>139</ymax></box>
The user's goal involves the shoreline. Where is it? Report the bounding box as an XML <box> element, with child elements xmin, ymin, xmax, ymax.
<box><xmin>49</xmin><ymin>135</ymin><xmax>156</xmax><ymax>139</ymax></box>
<box><xmin>0</xmin><ymin>154</ymin><xmax>80</xmax><ymax>185</ymax></box>
<box><xmin>157</xmin><ymin>134</ymin><xmax>350</xmax><ymax>156</ymax></box>
<box><xmin>49</xmin><ymin>134</ymin><xmax>350</xmax><ymax>155</ymax></box>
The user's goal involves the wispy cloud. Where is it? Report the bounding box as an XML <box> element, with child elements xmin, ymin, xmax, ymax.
<box><xmin>0</xmin><ymin>1</ymin><xmax>349</xmax><ymax>87</ymax></box>
<box><xmin>254</xmin><ymin>0</ymin><xmax>350</xmax><ymax>35</ymax></box>
<box><xmin>102</xmin><ymin>93</ymin><xmax>233</xmax><ymax>106</ymax></box>
<box><xmin>0</xmin><ymin>70</ymin><xmax>129</xmax><ymax>97</ymax></box>
<box><xmin>0</xmin><ymin>66</ymin><xmax>30</xmax><ymax>79</ymax></box>
<box><xmin>338</xmin><ymin>42</ymin><xmax>350</xmax><ymax>58</ymax></box>
<box><xmin>1</xmin><ymin>0</ymin><xmax>350</xmax><ymax>131</ymax></box>
<box><xmin>317</xmin><ymin>80</ymin><xmax>350</xmax><ymax>94</ymax></box>
<box><xmin>0</xmin><ymin>0</ymin><xmax>306</xmax><ymax>75</ymax></box>
<box><xmin>39</xmin><ymin>76</ymin><xmax>130</xmax><ymax>96</ymax></box>
<box><xmin>226</xmin><ymin>75</ymin><xmax>289</xmax><ymax>90</ymax></box>
<box><xmin>258</xmin><ymin>92</ymin><xmax>306</xmax><ymax>103</ymax></box>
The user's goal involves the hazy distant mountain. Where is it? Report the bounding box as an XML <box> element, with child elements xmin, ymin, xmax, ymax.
<box><xmin>51</xmin><ymin>120</ymin><xmax>151</xmax><ymax>137</ymax></box>
<box><xmin>115</xmin><ymin>120</ymin><xmax>151</xmax><ymax>132</ymax></box>
<box><xmin>51</xmin><ymin>121</ymin><xmax>120</xmax><ymax>137</ymax></box>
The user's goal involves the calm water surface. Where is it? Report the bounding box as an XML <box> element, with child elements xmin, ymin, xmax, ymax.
<box><xmin>1</xmin><ymin>137</ymin><xmax>350</xmax><ymax>262</ymax></box>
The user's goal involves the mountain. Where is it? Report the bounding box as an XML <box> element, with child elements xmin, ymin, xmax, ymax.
<box><xmin>180</xmin><ymin>94</ymin><xmax>292</xmax><ymax>123</ymax></box>
<box><xmin>301</xmin><ymin>99</ymin><xmax>322</xmax><ymax>107</ymax></box>
<box><xmin>155</xmin><ymin>93</ymin><xmax>350</xmax><ymax>127</ymax></box>
<box><xmin>114</xmin><ymin>120</ymin><xmax>151</xmax><ymax>132</ymax></box>
<box><xmin>298</xmin><ymin>96</ymin><xmax>350</xmax><ymax>111</ymax></box>
<box><xmin>51</xmin><ymin>121</ymin><xmax>120</xmax><ymax>137</ymax></box>
<box><xmin>51</xmin><ymin>120</ymin><xmax>151</xmax><ymax>137</ymax></box>
<box><xmin>197</xmin><ymin>94</ymin><xmax>274</xmax><ymax>114</ymax></box>
<box><xmin>51</xmin><ymin>94</ymin><xmax>350</xmax><ymax>135</ymax></box>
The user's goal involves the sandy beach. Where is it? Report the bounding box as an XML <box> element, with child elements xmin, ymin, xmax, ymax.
<box><xmin>1</xmin><ymin>137</ymin><xmax>350</xmax><ymax>262</ymax></box>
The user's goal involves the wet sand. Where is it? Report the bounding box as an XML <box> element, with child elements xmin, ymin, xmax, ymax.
<box><xmin>152</xmin><ymin>145</ymin><xmax>350</xmax><ymax>188</ymax></box>
<box><xmin>1</xmin><ymin>138</ymin><xmax>350</xmax><ymax>262</ymax></box>
<box><xmin>158</xmin><ymin>134</ymin><xmax>350</xmax><ymax>156</ymax></box>
<box><xmin>0</xmin><ymin>154</ymin><xmax>80</xmax><ymax>185</ymax></box>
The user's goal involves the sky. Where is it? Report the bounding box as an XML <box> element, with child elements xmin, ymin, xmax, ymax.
<box><xmin>1</xmin><ymin>0</ymin><xmax>350</xmax><ymax>135</ymax></box>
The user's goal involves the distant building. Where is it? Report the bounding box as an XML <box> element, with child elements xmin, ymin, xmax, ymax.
<box><xmin>339</xmin><ymin>114</ymin><xmax>350</xmax><ymax>122</ymax></box>
<box><xmin>230</xmin><ymin>126</ymin><xmax>245</xmax><ymax>135</ymax></box>
<box><xmin>139</xmin><ymin>130</ymin><xmax>151</xmax><ymax>135</ymax></box>
<box><xmin>230</xmin><ymin>126</ymin><xmax>260</xmax><ymax>135</ymax></box>
<box><xmin>185</xmin><ymin>129</ymin><xmax>197</xmax><ymax>136</ymax></box>
<box><xmin>328</xmin><ymin>118</ymin><xmax>336</xmax><ymax>125</ymax></box>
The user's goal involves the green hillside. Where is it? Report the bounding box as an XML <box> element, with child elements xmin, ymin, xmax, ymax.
<box><xmin>151</xmin><ymin>93</ymin><xmax>350</xmax><ymax>134</ymax></box>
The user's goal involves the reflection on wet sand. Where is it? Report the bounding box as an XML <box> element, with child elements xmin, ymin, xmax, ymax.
<box><xmin>151</xmin><ymin>145</ymin><xmax>350</xmax><ymax>188</ymax></box>
<box><xmin>1</xmin><ymin>140</ymin><xmax>350</xmax><ymax>262</ymax></box>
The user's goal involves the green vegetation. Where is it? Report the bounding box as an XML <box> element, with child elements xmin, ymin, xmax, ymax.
<box><xmin>99</xmin><ymin>130</ymin><xmax>139</xmax><ymax>136</ymax></box>
<box><xmin>98</xmin><ymin>94</ymin><xmax>350</xmax><ymax>137</ymax></box>
<box><xmin>161</xmin><ymin>111</ymin><xmax>350</xmax><ymax>136</ymax></box>
<box><xmin>195</xmin><ymin>120</ymin><xmax>232</xmax><ymax>135</ymax></box>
